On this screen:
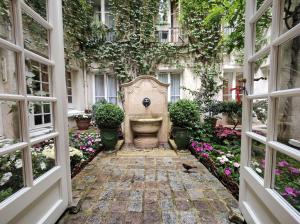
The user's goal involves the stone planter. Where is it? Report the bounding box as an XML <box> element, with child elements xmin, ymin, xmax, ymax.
<box><xmin>172</xmin><ymin>127</ymin><xmax>191</xmax><ymax>150</ymax></box>
<box><xmin>101</xmin><ymin>128</ymin><xmax>119</xmax><ymax>151</ymax></box>
<box><xmin>76</xmin><ymin>118</ymin><xmax>91</xmax><ymax>130</ymax></box>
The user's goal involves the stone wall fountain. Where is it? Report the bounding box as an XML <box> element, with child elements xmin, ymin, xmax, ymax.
<box><xmin>121</xmin><ymin>76</ymin><xmax>169</xmax><ymax>149</ymax></box>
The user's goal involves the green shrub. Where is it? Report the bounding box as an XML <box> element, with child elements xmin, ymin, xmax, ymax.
<box><xmin>169</xmin><ymin>99</ymin><xmax>200</xmax><ymax>128</ymax></box>
<box><xmin>94</xmin><ymin>103</ymin><xmax>124</xmax><ymax>129</ymax></box>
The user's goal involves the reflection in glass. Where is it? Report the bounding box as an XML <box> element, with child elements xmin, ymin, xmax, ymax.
<box><xmin>0</xmin><ymin>150</ymin><xmax>24</xmax><ymax>203</ymax></box>
<box><xmin>255</xmin><ymin>7</ymin><xmax>272</xmax><ymax>52</ymax></box>
<box><xmin>24</xmin><ymin>0</ymin><xmax>48</xmax><ymax>19</ymax></box>
<box><xmin>22</xmin><ymin>13</ymin><xmax>49</xmax><ymax>58</ymax></box>
<box><xmin>28</xmin><ymin>102</ymin><xmax>53</xmax><ymax>131</ymax></box>
<box><xmin>277</xmin><ymin>96</ymin><xmax>300</xmax><ymax>149</ymax></box>
<box><xmin>274</xmin><ymin>152</ymin><xmax>300</xmax><ymax>213</ymax></box>
<box><xmin>252</xmin><ymin>54</ymin><xmax>269</xmax><ymax>94</ymax></box>
<box><xmin>25</xmin><ymin>59</ymin><xmax>50</xmax><ymax>96</ymax></box>
<box><xmin>0</xmin><ymin>0</ymin><xmax>14</xmax><ymax>42</ymax></box>
<box><xmin>250</xmin><ymin>139</ymin><xmax>265</xmax><ymax>178</ymax></box>
<box><xmin>31</xmin><ymin>138</ymin><xmax>55</xmax><ymax>179</ymax></box>
<box><xmin>277</xmin><ymin>37</ymin><xmax>300</xmax><ymax>90</ymax></box>
<box><xmin>252</xmin><ymin>99</ymin><xmax>268</xmax><ymax>136</ymax></box>
<box><xmin>281</xmin><ymin>0</ymin><xmax>300</xmax><ymax>34</ymax></box>
<box><xmin>0</xmin><ymin>101</ymin><xmax>20</xmax><ymax>148</ymax></box>
<box><xmin>0</xmin><ymin>48</ymin><xmax>18</xmax><ymax>94</ymax></box>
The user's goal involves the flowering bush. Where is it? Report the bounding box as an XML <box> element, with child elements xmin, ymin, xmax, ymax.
<box><xmin>69</xmin><ymin>130</ymin><xmax>101</xmax><ymax>160</ymax></box>
<box><xmin>0</xmin><ymin>129</ymin><xmax>101</xmax><ymax>203</ymax></box>
<box><xmin>215</xmin><ymin>125</ymin><xmax>241</xmax><ymax>141</ymax></box>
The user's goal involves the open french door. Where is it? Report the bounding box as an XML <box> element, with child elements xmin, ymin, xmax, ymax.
<box><xmin>240</xmin><ymin>0</ymin><xmax>300</xmax><ymax>223</ymax></box>
<box><xmin>0</xmin><ymin>0</ymin><xmax>71</xmax><ymax>223</ymax></box>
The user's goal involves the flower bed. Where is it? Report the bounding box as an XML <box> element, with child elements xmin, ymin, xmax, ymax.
<box><xmin>191</xmin><ymin>125</ymin><xmax>300</xmax><ymax>212</ymax></box>
<box><xmin>0</xmin><ymin>128</ymin><xmax>101</xmax><ymax>203</ymax></box>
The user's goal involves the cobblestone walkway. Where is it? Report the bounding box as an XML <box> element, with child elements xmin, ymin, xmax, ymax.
<box><xmin>58</xmin><ymin>151</ymin><xmax>240</xmax><ymax>224</ymax></box>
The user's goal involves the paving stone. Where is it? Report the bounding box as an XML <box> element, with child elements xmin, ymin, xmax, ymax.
<box><xmin>179</xmin><ymin>211</ymin><xmax>197</xmax><ymax>224</ymax></box>
<box><xmin>125</xmin><ymin>212</ymin><xmax>143</xmax><ymax>224</ymax></box>
<box><xmin>175</xmin><ymin>199</ymin><xmax>191</xmax><ymax>211</ymax></box>
<box><xmin>144</xmin><ymin>199</ymin><xmax>159</xmax><ymax>211</ymax></box>
<box><xmin>162</xmin><ymin>211</ymin><xmax>177</xmax><ymax>224</ymax></box>
<box><xmin>128</xmin><ymin>200</ymin><xmax>143</xmax><ymax>212</ymax></box>
<box><xmin>159</xmin><ymin>199</ymin><xmax>174</xmax><ymax>210</ymax></box>
<box><xmin>143</xmin><ymin>210</ymin><xmax>161</xmax><ymax>224</ymax></box>
<box><xmin>59</xmin><ymin>151</ymin><xmax>243</xmax><ymax>223</ymax></box>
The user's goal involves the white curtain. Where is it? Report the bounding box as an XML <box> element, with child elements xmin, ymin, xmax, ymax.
<box><xmin>95</xmin><ymin>75</ymin><xmax>105</xmax><ymax>102</ymax></box>
<box><xmin>107</xmin><ymin>75</ymin><xmax>117</xmax><ymax>104</ymax></box>
<box><xmin>170</xmin><ymin>73</ymin><xmax>180</xmax><ymax>102</ymax></box>
<box><xmin>158</xmin><ymin>73</ymin><xmax>168</xmax><ymax>84</ymax></box>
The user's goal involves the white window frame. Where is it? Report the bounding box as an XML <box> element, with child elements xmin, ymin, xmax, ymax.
<box><xmin>0</xmin><ymin>1</ymin><xmax>71</xmax><ymax>223</ymax></box>
<box><xmin>223</xmin><ymin>71</ymin><xmax>244</xmax><ymax>101</ymax></box>
<box><xmin>93</xmin><ymin>73</ymin><xmax>118</xmax><ymax>104</ymax></box>
<box><xmin>66</xmin><ymin>70</ymin><xmax>73</xmax><ymax>106</ymax></box>
<box><xmin>157</xmin><ymin>71</ymin><xmax>182</xmax><ymax>102</ymax></box>
<box><xmin>240</xmin><ymin>0</ymin><xmax>300</xmax><ymax>223</ymax></box>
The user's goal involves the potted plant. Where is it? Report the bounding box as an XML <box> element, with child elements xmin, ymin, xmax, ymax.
<box><xmin>73</xmin><ymin>110</ymin><xmax>92</xmax><ymax>130</ymax></box>
<box><xmin>94</xmin><ymin>103</ymin><xmax>124</xmax><ymax>150</ymax></box>
<box><xmin>169</xmin><ymin>99</ymin><xmax>200</xmax><ymax>149</ymax></box>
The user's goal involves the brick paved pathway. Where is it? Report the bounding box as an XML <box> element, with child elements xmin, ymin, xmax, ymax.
<box><xmin>58</xmin><ymin>151</ymin><xmax>240</xmax><ymax>224</ymax></box>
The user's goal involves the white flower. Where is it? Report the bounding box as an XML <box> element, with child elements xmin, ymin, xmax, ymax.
<box><xmin>15</xmin><ymin>159</ymin><xmax>23</xmax><ymax>169</ymax></box>
<box><xmin>220</xmin><ymin>159</ymin><xmax>225</xmax><ymax>164</ymax></box>
<box><xmin>0</xmin><ymin>172</ymin><xmax>12</xmax><ymax>186</ymax></box>
<box><xmin>252</xmin><ymin>161</ymin><xmax>259</xmax><ymax>167</ymax></box>
<box><xmin>233</xmin><ymin>162</ymin><xmax>240</xmax><ymax>168</ymax></box>
<box><xmin>40</xmin><ymin>162</ymin><xmax>46</xmax><ymax>170</ymax></box>
<box><xmin>10</xmin><ymin>155</ymin><xmax>16</xmax><ymax>161</ymax></box>
<box><xmin>255</xmin><ymin>168</ymin><xmax>262</xmax><ymax>173</ymax></box>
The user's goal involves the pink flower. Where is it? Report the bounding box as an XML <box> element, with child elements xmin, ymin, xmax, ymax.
<box><xmin>203</xmin><ymin>143</ymin><xmax>213</xmax><ymax>151</ymax></box>
<box><xmin>289</xmin><ymin>167</ymin><xmax>300</xmax><ymax>174</ymax></box>
<box><xmin>195</xmin><ymin>146</ymin><xmax>203</xmax><ymax>152</ymax></box>
<box><xmin>278</xmin><ymin>161</ymin><xmax>289</xmax><ymax>167</ymax></box>
<box><xmin>233</xmin><ymin>162</ymin><xmax>240</xmax><ymax>168</ymax></box>
<box><xmin>224</xmin><ymin>168</ymin><xmax>231</xmax><ymax>176</ymax></box>
<box><xmin>201</xmin><ymin>153</ymin><xmax>209</xmax><ymax>158</ymax></box>
<box><xmin>283</xmin><ymin>187</ymin><xmax>298</xmax><ymax>197</ymax></box>
<box><xmin>274</xmin><ymin>169</ymin><xmax>281</xmax><ymax>176</ymax></box>
<box><xmin>191</xmin><ymin>141</ymin><xmax>197</xmax><ymax>147</ymax></box>
<box><xmin>220</xmin><ymin>159</ymin><xmax>225</xmax><ymax>164</ymax></box>
<box><xmin>261</xmin><ymin>160</ymin><xmax>265</xmax><ymax>168</ymax></box>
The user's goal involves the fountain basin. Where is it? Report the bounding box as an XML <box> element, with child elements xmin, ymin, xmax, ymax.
<box><xmin>130</xmin><ymin>116</ymin><xmax>162</xmax><ymax>148</ymax></box>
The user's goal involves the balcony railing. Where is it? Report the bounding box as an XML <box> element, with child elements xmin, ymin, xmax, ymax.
<box><xmin>155</xmin><ymin>27</ymin><xmax>187</xmax><ymax>44</ymax></box>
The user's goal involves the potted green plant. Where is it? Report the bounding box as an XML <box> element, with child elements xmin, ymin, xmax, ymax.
<box><xmin>169</xmin><ymin>99</ymin><xmax>200</xmax><ymax>149</ymax></box>
<box><xmin>94</xmin><ymin>103</ymin><xmax>124</xmax><ymax>150</ymax></box>
<box><xmin>73</xmin><ymin>110</ymin><xmax>92</xmax><ymax>130</ymax></box>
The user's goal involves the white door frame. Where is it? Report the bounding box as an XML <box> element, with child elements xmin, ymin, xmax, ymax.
<box><xmin>240</xmin><ymin>0</ymin><xmax>300</xmax><ymax>223</ymax></box>
<box><xmin>0</xmin><ymin>1</ymin><xmax>71</xmax><ymax>223</ymax></box>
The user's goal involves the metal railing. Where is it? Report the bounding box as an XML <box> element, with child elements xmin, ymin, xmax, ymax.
<box><xmin>155</xmin><ymin>27</ymin><xmax>187</xmax><ymax>44</ymax></box>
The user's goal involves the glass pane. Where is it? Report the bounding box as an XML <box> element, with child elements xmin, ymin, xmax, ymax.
<box><xmin>0</xmin><ymin>0</ymin><xmax>14</xmax><ymax>42</ymax></box>
<box><xmin>0</xmin><ymin>150</ymin><xmax>24</xmax><ymax>203</ymax></box>
<box><xmin>158</xmin><ymin>73</ymin><xmax>168</xmax><ymax>84</ymax></box>
<box><xmin>95</xmin><ymin>75</ymin><xmax>105</xmax><ymax>97</ymax></box>
<box><xmin>223</xmin><ymin>73</ymin><xmax>233</xmax><ymax>101</ymax></box>
<box><xmin>171</xmin><ymin>96</ymin><xmax>180</xmax><ymax>103</ymax></box>
<box><xmin>22</xmin><ymin>13</ymin><xmax>49</xmax><ymax>58</ymax></box>
<box><xmin>277</xmin><ymin>96</ymin><xmax>300</xmax><ymax>149</ymax></box>
<box><xmin>250</xmin><ymin>139</ymin><xmax>265</xmax><ymax>178</ymax></box>
<box><xmin>0</xmin><ymin>48</ymin><xmax>18</xmax><ymax>94</ymax></box>
<box><xmin>277</xmin><ymin>37</ymin><xmax>300</xmax><ymax>90</ymax></box>
<box><xmin>105</xmin><ymin>13</ymin><xmax>114</xmax><ymax>28</ymax></box>
<box><xmin>252</xmin><ymin>99</ymin><xmax>268</xmax><ymax>136</ymax></box>
<box><xmin>0</xmin><ymin>101</ymin><xmax>21</xmax><ymax>148</ymax></box>
<box><xmin>24</xmin><ymin>0</ymin><xmax>47</xmax><ymax>19</ymax></box>
<box><xmin>107</xmin><ymin>75</ymin><xmax>117</xmax><ymax>98</ymax></box>
<box><xmin>25</xmin><ymin>59</ymin><xmax>50</xmax><ymax>96</ymax></box>
<box><xmin>255</xmin><ymin>7</ymin><xmax>272</xmax><ymax>52</ymax></box>
<box><xmin>281</xmin><ymin>0</ymin><xmax>300</xmax><ymax>34</ymax></box>
<box><xmin>274</xmin><ymin>151</ymin><xmax>300</xmax><ymax>213</ymax></box>
<box><xmin>252</xmin><ymin>54</ymin><xmax>269</xmax><ymax>94</ymax></box>
<box><xmin>31</xmin><ymin>138</ymin><xmax>56</xmax><ymax>179</ymax></box>
<box><xmin>170</xmin><ymin>73</ymin><xmax>180</xmax><ymax>96</ymax></box>
<box><xmin>29</xmin><ymin>102</ymin><xmax>53</xmax><ymax>135</ymax></box>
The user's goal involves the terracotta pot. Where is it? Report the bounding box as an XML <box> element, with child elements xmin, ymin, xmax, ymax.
<box><xmin>76</xmin><ymin>118</ymin><xmax>91</xmax><ymax>130</ymax></box>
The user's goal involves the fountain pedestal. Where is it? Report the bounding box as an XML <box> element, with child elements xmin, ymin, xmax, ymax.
<box><xmin>121</xmin><ymin>76</ymin><xmax>169</xmax><ymax>149</ymax></box>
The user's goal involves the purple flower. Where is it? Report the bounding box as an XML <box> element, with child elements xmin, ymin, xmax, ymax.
<box><xmin>289</xmin><ymin>167</ymin><xmax>300</xmax><ymax>174</ymax></box>
<box><xmin>283</xmin><ymin>187</ymin><xmax>298</xmax><ymax>197</ymax></box>
<box><xmin>224</xmin><ymin>168</ymin><xmax>231</xmax><ymax>176</ymax></box>
<box><xmin>261</xmin><ymin>160</ymin><xmax>265</xmax><ymax>168</ymax></box>
<box><xmin>274</xmin><ymin>169</ymin><xmax>281</xmax><ymax>176</ymax></box>
<box><xmin>191</xmin><ymin>141</ymin><xmax>197</xmax><ymax>147</ymax></box>
<box><xmin>278</xmin><ymin>161</ymin><xmax>289</xmax><ymax>167</ymax></box>
<box><xmin>203</xmin><ymin>143</ymin><xmax>213</xmax><ymax>151</ymax></box>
